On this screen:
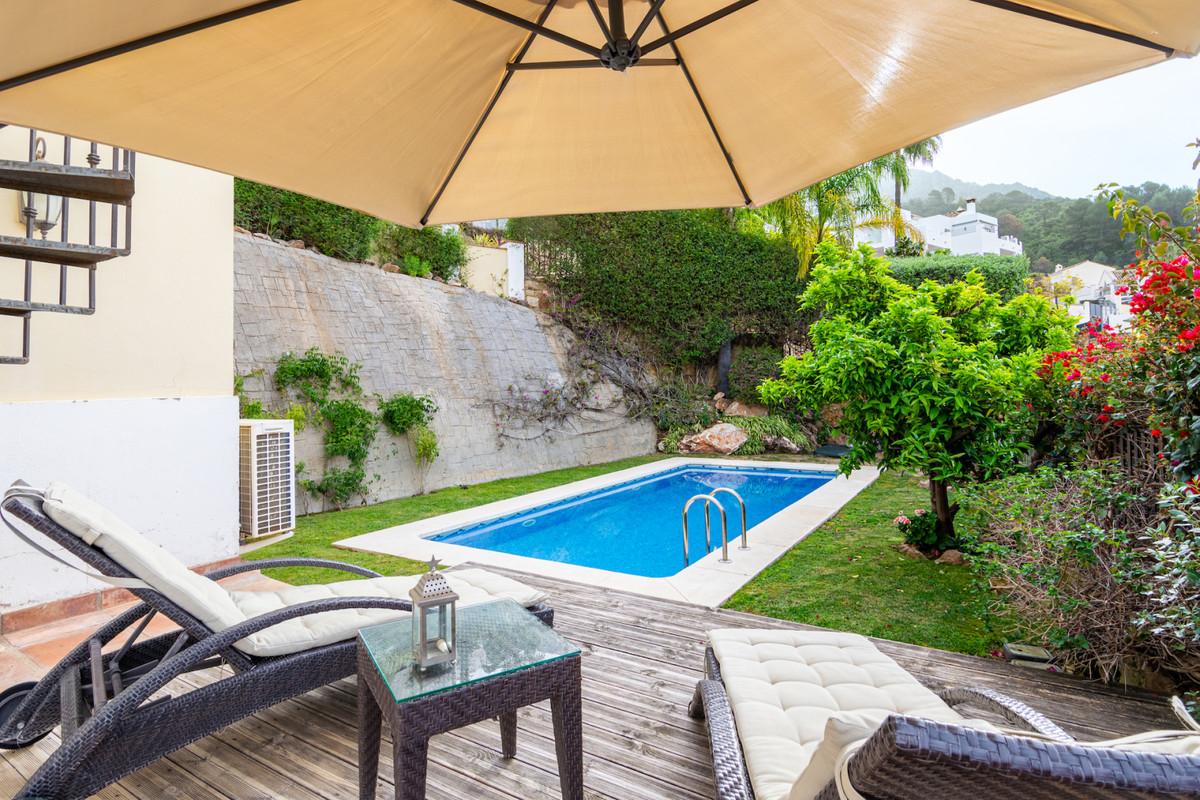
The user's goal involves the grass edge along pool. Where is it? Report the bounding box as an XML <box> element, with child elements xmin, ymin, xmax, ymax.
<box><xmin>428</xmin><ymin>464</ymin><xmax>833</xmax><ymax>578</ymax></box>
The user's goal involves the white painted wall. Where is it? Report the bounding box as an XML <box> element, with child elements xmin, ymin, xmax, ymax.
<box><xmin>0</xmin><ymin>126</ymin><xmax>237</xmax><ymax>612</ymax></box>
<box><xmin>0</xmin><ymin>396</ymin><xmax>239</xmax><ymax>611</ymax></box>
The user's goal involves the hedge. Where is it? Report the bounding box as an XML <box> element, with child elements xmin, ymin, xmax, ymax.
<box><xmin>233</xmin><ymin>179</ymin><xmax>381</xmax><ymax>262</ymax></box>
<box><xmin>508</xmin><ymin>210</ymin><xmax>801</xmax><ymax>366</ymax></box>
<box><xmin>886</xmin><ymin>253</ymin><xmax>1029</xmax><ymax>300</ymax></box>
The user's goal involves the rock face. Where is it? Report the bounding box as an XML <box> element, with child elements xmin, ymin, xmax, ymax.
<box><xmin>762</xmin><ymin>434</ymin><xmax>801</xmax><ymax>454</ymax></box>
<box><xmin>234</xmin><ymin>234</ymin><xmax>656</xmax><ymax>513</ymax></box>
<box><xmin>935</xmin><ymin>549</ymin><xmax>965</xmax><ymax>565</ymax></box>
<box><xmin>678</xmin><ymin>423</ymin><xmax>749</xmax><ymax>455</ymax></box>
<box><xmin>723</xmin><ymin>400</ymin><xmax>769</xmax><ymax>417</ymax></box>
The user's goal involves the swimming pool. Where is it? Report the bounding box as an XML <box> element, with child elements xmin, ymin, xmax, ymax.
<box><xmin>428</xmin><ymin>464</ymin><xmax>833</xmax><ymax>578</ymax></box>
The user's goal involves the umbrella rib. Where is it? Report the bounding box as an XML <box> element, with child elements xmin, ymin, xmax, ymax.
<box><xmin>629</xmin><ymin>0</ymin><xmax>670</xmax><ymax>49</ymax></box>
<box><xmin>446</xmin><ymin>0</ymin><xmax>601</xmax><ymax>58</ymax></box>
<box><xmin>508</xmin><ymin>58</ymin><xmax>678</xmax><ymax>71</ymax></box>
<box><xmin>0</xmin><ymin>0</ymin><xmax>302</xmax><ymax>93</ymax></box>
<box><xmin>639</xmin><ymin>0</ymin><xmax>761</xmax><ymax>56</ymax></box>
<box><xmin>585</xmin><ymin>0</ymin><xmax>615</xmax><ymax>47</ymax></box>
<box><xmin>656</xmin><ymin>11</ymin><xmax>751</xmax><ymax>207</ymax></box>
<box><xmin>963</xmin><ymin>0</ymin><xmax>1173</xmax><ymax>56</ymax></box>
<box><xmin>421</xmin><ymin>0</ymin><xmax>561</xmax><ymax>225</ymax></box>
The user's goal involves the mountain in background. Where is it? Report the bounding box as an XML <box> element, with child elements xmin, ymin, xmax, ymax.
<box><xmin>890</xmin><ymin>169</ymin><xmax>1057</xmax><ymax>203</ymax></box>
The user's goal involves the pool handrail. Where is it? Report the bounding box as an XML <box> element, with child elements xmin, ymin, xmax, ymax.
<box><xmin>681</xmin><ymin>494</ymin><xmax>731</xmax><ymax>566</ymax></box>
<box><xmin>707</xmin><ymin>487</ymin><xmax>748</xmax><ymax>550</ymax></box>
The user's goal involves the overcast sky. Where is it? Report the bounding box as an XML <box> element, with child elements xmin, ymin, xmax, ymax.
<box><xmin>928</xmin><ymin>56</ymin><xmax>1200</xmax><ymax>199</ymax></box>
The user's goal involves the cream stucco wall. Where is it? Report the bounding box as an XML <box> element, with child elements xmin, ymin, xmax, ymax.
<box><xmin>462</xmin><ymin>243</ymin><xmax>509</xmax><ymax>298</ymax></box>
<box><xmin>0</xmin><ymin>127</ymin><xmax>233</xmax><ymax>401</ymax></box>
<box><xmin>0</xmin><ymin>127</ymin><xmax>238</xmax><ymax>611</ymax></box>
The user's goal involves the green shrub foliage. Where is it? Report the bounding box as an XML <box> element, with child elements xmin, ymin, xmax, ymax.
<box><xmin>234</xmin><ymin>179</ymin><xmax>381</xmax><ymax>262</ymax></box>
<box><xmin>887</xmin><ymin>253</ymin><xmax>1030</xmax><ymax>300</ymax></box>
<box><xmin>379</xmin><ymin>394</ymin><xmax>437</xmax><ymax>436</ymax></box>
<box><xmin>727</xmin><ymin>347</ymin><xmax>784</xmax><ymax>403</ymax></box>
<box><xmin>375</xmin><ymin>224</ymin><xmax>468</xmax><ymax>281</ymax></box>
<box><xmin>508</xmin><ymin>210</ymin><xmax>801</xmax><ymax>366</ymax></box>
<box><xmin>761</xmin><ymin>242</ymin><xmax>1074</xmax><ymax>541</ymax></box>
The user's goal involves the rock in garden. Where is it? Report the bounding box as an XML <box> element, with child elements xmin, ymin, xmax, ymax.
<box><xmin>724</xmin><ymin>400</ymin><xmax>769</xmax><ymax>417</ymax></box>
<box><xmin>762</xmin><ymin>434</ymin><xmax>801</xmax><ymax>453</ymax></box>
<box><xmin>897</xmin><ymin>543</ymin><xmax>926</xmax><ymax>560</ymax></box>
<box><xmin>678</xmin><ymin>422</ymin><xmax>749</xmax><ymax>455</ymax></box>
<box><xmin>381</xmin><ymin>262</ymin><xmax>402</xmax><ymax>274</ymax></box>
<box><xmin>286</xmin><ymin>239</ymin><xmax>306</xmax><ymax>249</ymax></box>
<box><xmin>935</xmin><ymin>549</ymin><xmax>965</xmax><ymax>565</ymax></box>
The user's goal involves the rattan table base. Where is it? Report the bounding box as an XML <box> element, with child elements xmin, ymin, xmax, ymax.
<box><xmin>357</xmin><ymin>646</ymin><xmax>583</xmax><ymax>800</ymax></box>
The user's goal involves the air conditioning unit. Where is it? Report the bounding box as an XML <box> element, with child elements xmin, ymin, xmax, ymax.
<box><xmin>238</xmin><ymin>419</ymin><xmax>296</xmax><ymax>544</ymax></box>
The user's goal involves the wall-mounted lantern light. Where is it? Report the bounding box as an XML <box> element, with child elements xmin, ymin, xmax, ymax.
<box><xmin>21</xmin><ymin>137</ymin><xmax>62</xmax><ymax>239</ymax></box>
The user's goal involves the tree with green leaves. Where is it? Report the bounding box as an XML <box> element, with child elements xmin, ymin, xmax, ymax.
<box><xmin>760</xmin><ymin>241</ymin><xmax>1075</xmax><ymax>540</ymax></box>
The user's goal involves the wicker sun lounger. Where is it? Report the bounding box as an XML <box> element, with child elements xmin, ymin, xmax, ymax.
<box><xmin>0</xmin><ymin>482</ymin><xmax>553</xmax><ymax>800</ymax></box>
<box><xmin>688</xmin><ymin>629</ymin><xmax>1200</xmax><ymax>800</ymax></box>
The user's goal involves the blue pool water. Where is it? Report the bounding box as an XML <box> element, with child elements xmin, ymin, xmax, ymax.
<box><xmin>429</xmin><ymin>465</ymin><xmax>833</xmax><ymax>578</ymax></box>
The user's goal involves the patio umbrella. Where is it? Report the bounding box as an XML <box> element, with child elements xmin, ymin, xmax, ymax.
<box><xmin>0</xmin><ymin>1</ymin><xmax>1197</xmax><ymax>227</ymax></box>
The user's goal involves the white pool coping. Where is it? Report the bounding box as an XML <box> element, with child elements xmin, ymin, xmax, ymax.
<box><xmin>335</xmin><ymin>457</ymin><xmax>879</xmax><ymax>607</ymax></box>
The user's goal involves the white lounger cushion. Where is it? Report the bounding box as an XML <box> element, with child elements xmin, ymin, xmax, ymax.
<box><xmin>41</xmin><ymin>482</ymin><xmax>547</xmax><ymax>658</ymax></box>
<box><xmin>43</xmin><ymin>482</ymin><xmax>247</xmax><ymax>632</ymax></box>
<box><xmin>229</xmin><ymin>569</ymin><xmax>546</xmax><ymax>657</ymax></box>
<box><xmin>707</xmin><ymin>628</ymin><xmax>996</xmax><ymax>800</ymax></box>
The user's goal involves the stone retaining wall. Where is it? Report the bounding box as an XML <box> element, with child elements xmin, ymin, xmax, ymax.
<box><xmin>234</xmin><ymin>233</ymin><xmax>655</xmax><ymax>513</ymax></box>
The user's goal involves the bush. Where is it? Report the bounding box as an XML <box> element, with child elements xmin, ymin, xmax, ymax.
<box><xmin>413</xmin><ymin>424</ymin><xmax>440</xmax><ymax>464</ymax></box>
<box><xmin>957</xmin><ymin>465</ymin><xmax>1160</xmax><ymax>681</ymax></box>
<box><xmin>647</xmin><ymin>379</ymin><xmax>717</xmax><ymax>432</ymax></box>
<box><xmin>234</xmin><ymin>179</ymin><xmax>381</xmax><ymax>261</ymax></box>
<box><xmin>726</xmin><ymin>415</ymin><xmax>811</xmax><ymax>455</ymax></box>
<box><xmin>887</xmin><ymin>253</ymin><xmax>1030</xmax><ymax>300</ymax></box>
<box><xmin>375</xmin><ymin>224</ymin><xmax>468</xmax><ymax>281</ymax></box>
<box><xmin>379</xmin><ymin>394</ymin><xmax>436</xmax><ymax>435</ymax></box>
<box><xmin>727</xmin><ymin>347</ymin><xmax>783</xmax><ymax>404</ymax></box>
<box><xmin>508</xmin><ymin>210</ymin><xmax>800</xmax><ymax>366</ymax></box>
<box><xmin>895</xmin><ymin>509</ymin><xmax>952</xmax><ymax>553</ymax></box>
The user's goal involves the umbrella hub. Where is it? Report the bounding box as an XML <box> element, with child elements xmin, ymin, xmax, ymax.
<box><xmin>599</xmin><ymin>39</ymin><xmax>641</xmax><ymax>72</ymax></box>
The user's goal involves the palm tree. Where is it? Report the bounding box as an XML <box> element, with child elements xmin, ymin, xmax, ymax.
<box><xmin>882</xmin><ymin>137</ymin><xmax>942</xmax><ymax>210</ymax></box>
<box><xmin>742</xmin><ymin>163</ymin><xmax>891</xmax><ymax>277</ymax></box>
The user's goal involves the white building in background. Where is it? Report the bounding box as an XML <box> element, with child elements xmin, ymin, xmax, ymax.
<box><xmin>1051</xmin><ymin>260</ymin><xmax>1132</xmax><ymax>328</ymax></box>
<box><xmin>855</xmin><ymin>199</ymin><xmax>1024</xmax><ymax>257</ymax></box>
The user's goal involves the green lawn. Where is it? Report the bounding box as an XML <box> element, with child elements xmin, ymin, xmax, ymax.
<box><xmin>251</xmin><ymin>455</ymin><xmax>1007</xmax><ymax>658</ymax></box>
<box><xmin>724</xmin><ymin>471</ymin><xmax>1011</xmax><ymax>657</ymax></box>
<box><xmin>246</xmin><ymin>455</ymin><xmax>667</xmax><ymax>584</ymax></box>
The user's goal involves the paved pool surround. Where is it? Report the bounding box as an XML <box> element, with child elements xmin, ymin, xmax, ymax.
<box><xmin>336</xmin><ymin>458</ymin><xmax>879</xmax><ymax>606</ymax></box>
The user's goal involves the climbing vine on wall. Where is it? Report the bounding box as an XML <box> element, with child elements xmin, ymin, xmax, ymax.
<box><xmin>239</xmin><ymin>348</ymin><xmax>441</xmax><ymax>508</ymax></box>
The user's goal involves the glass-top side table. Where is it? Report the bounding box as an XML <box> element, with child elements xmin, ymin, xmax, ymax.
<box><xmin>356</xmin><ymin>598</ymin><xmax>582</xmax><ymax>799</ymax></box>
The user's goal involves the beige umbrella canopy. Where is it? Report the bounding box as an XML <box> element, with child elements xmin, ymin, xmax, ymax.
<box><xmin>1</xmin><ymin>0</ymin><xmax>1197</xmax><ymax>227</ymax></box>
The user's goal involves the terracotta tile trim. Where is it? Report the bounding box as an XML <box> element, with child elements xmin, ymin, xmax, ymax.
<box><xmin>0</xmin><ymin>556</ymin><xmax>244</xmax><ymax>635</ymax></box>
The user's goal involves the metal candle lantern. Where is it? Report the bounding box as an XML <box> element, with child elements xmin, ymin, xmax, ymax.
<box><xmin>408</xmin><ymin>558</ymin><xmax>458</xmax><ymax>671</ymax></box>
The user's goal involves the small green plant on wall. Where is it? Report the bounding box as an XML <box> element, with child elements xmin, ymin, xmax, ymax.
<box><xmin>380</xmin><ymin>393</ymin><xmax>440</xmax><ymax>465</ymax></box>
<box><xmin>253</xmin><ymin>350</ymin><xmax>443</xmax><ymax>508</ymax></box>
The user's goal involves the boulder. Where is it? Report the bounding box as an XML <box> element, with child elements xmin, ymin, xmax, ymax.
<box><xmin>935</xmin><ymin>549</ymin><xmax>965</xmax><ymax>566</ymax></box>
<box><xmin>897</xmin><ymin>543</ymin><xmax>926</xmax><ymax>560</ymax></box>
<box><xmin>762</xmin><ymin>434</ymin><xmax>801</xmax><ymax>454</ymax></box>
<box><xmin>678</xmin><ymin>422</ymin><xmax>749</xmax><ymax>455</ymax></box>
<box><xmin>724</xmin><ymin>400</ymin><xmax>769</xmax><ymax>417</ymax></box>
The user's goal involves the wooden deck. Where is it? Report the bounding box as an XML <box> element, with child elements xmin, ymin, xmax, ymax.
<box><xmin>1</xmin><ymin>565</ymin><xmax>1181</xmax><ymax>800</ymax></box>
